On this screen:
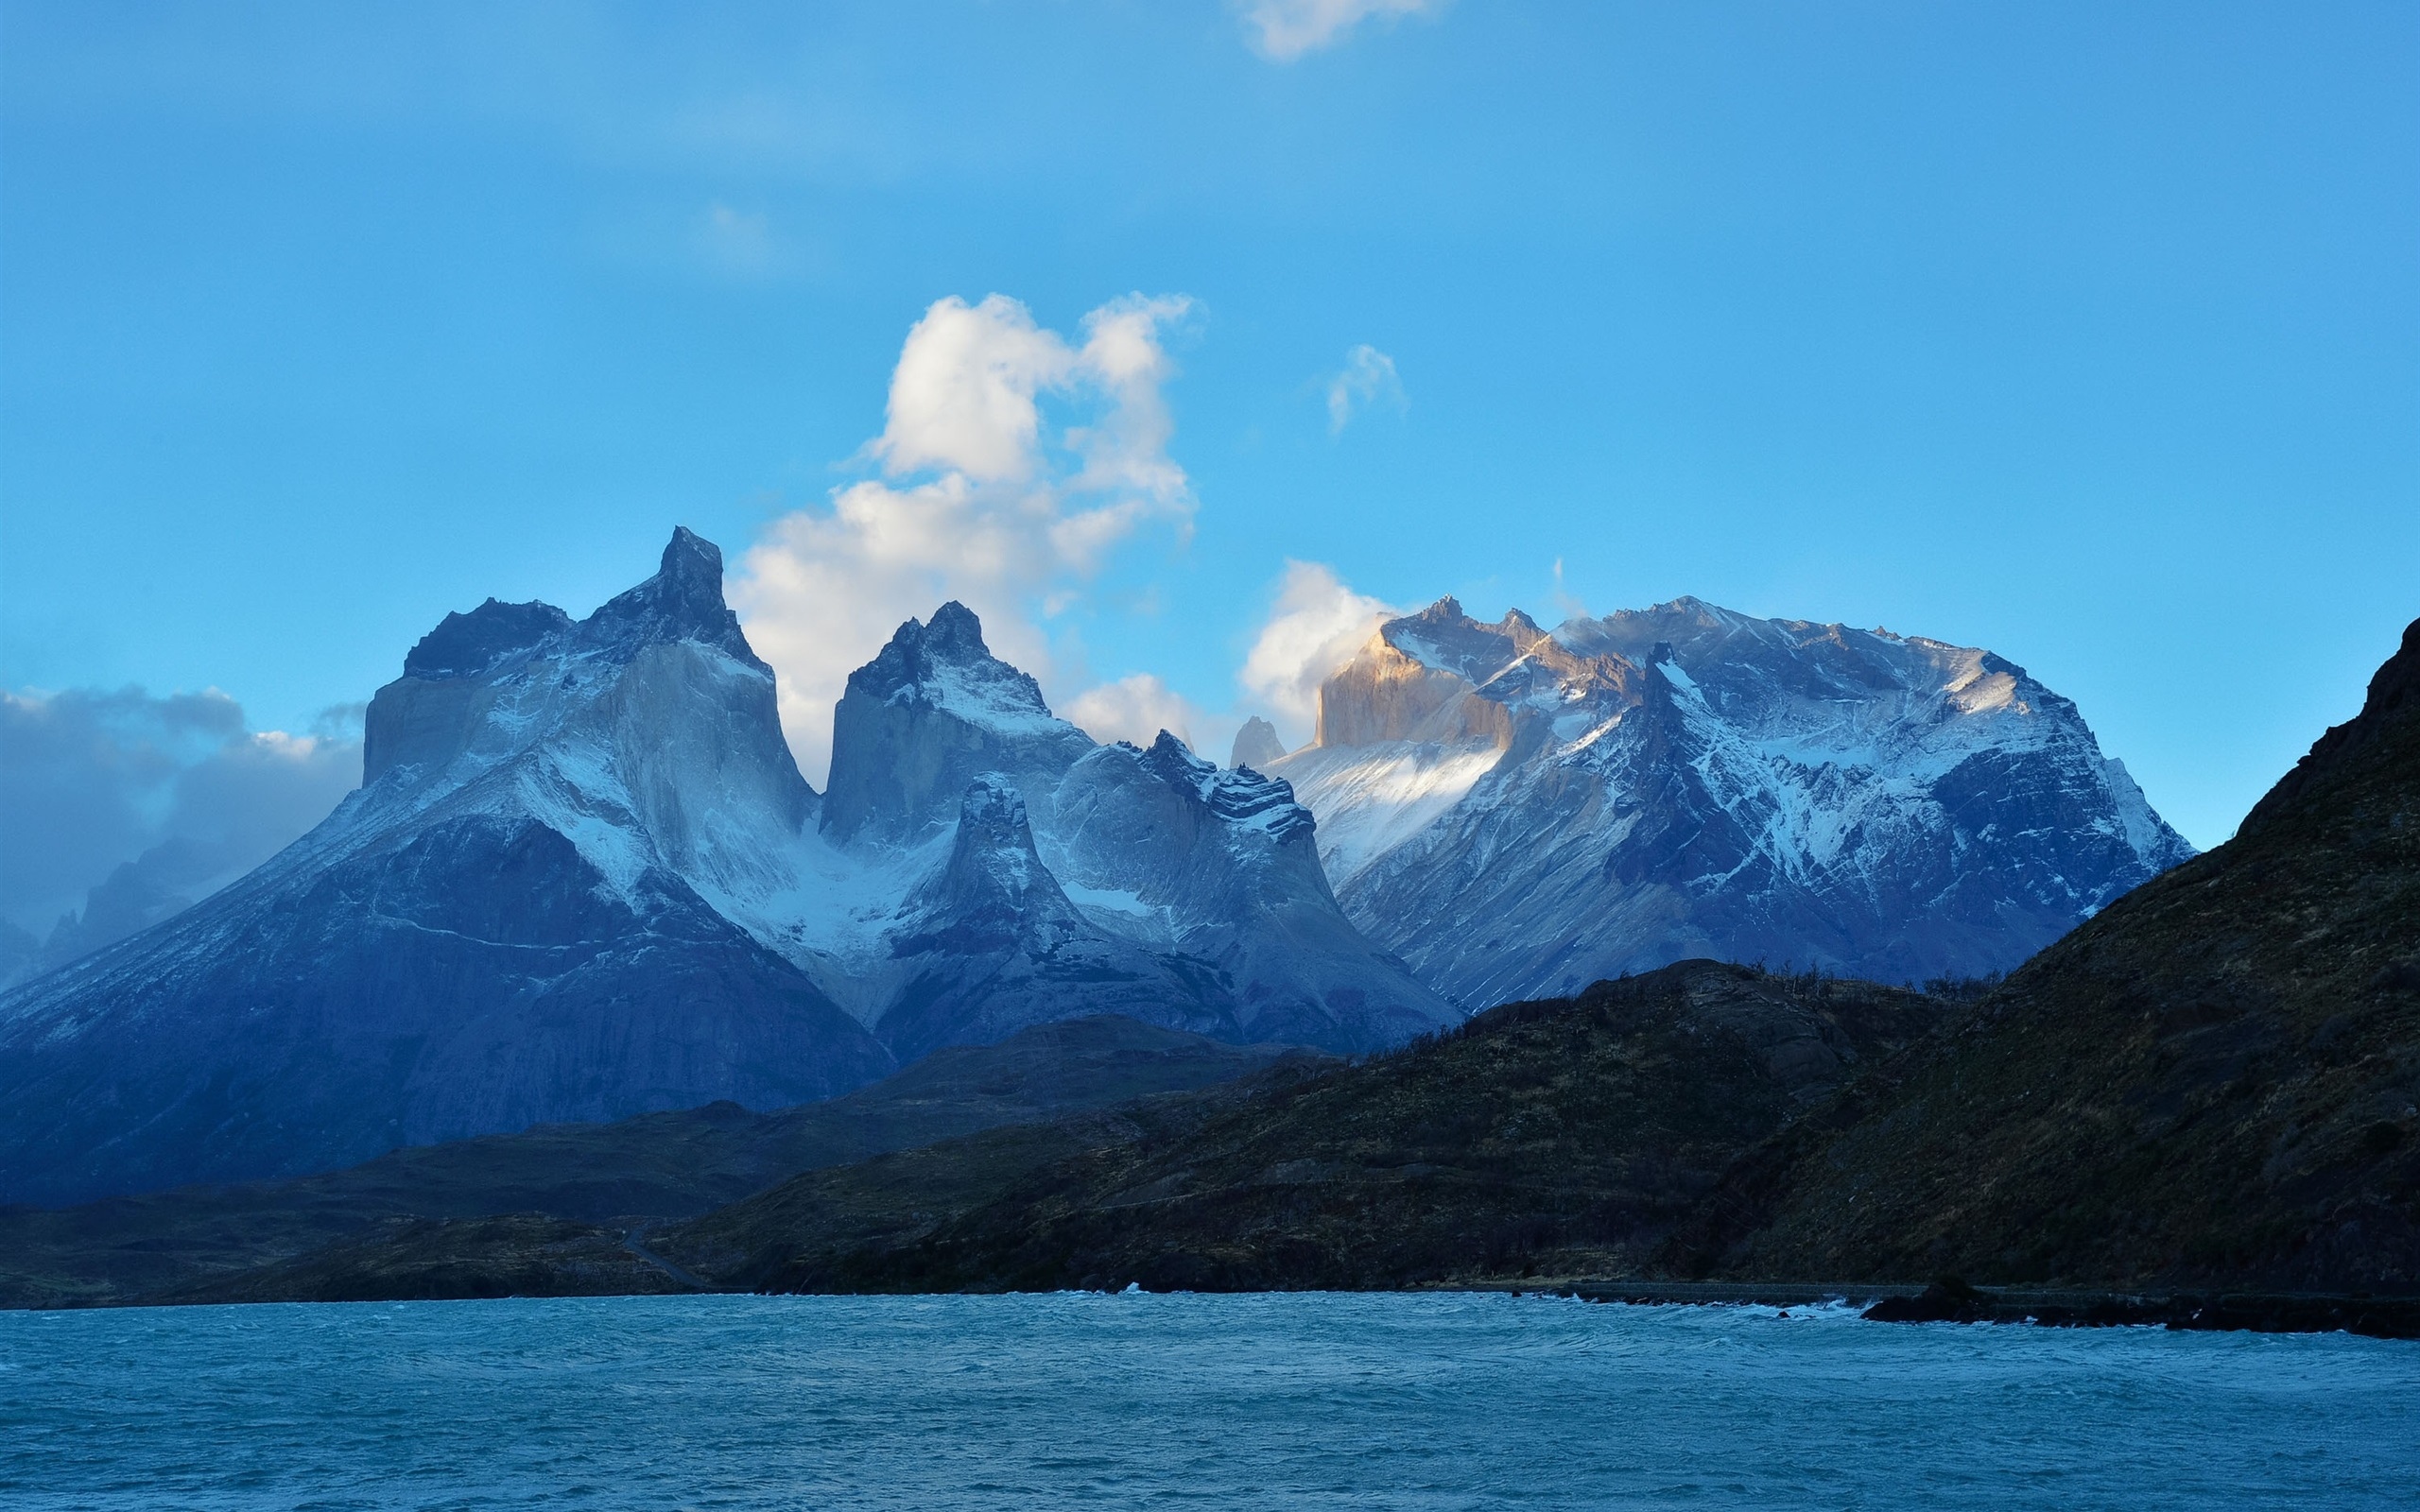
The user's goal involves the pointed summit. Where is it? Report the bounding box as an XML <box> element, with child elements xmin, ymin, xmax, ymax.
<box><xmin>854</xmin><ymin>602</ymin><xmax>1006</xmax><ymax>696</ymax></box>
<box><xmin>924</xmin><ymin>601</ymin><xmax>990</xmax><ymax>661</ymax></box>
<box><xmin>581</xmin><ymin>527</ymin><xmax>764</xmax><ymax>669</ymax></box>
<box><xmin>904</xmin><ymin>777</ymin><xmax>1087</xmax><ymax>954</ymax></box>
<box><xmin>1231</xmin><ymin>715</ymin><xmax>1287</xmax><ymax>771</ymax></box>
<box><xmin>824</xmin><ymin>601</ymin><xmax>1093</xmax><ymax>843</ymax></box>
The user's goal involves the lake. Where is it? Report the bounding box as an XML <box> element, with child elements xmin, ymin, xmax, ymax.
<box><xmin>2</xmin><ymin>1292</ymin><xmax>2414</xmax><ymax>1509</ymax></box>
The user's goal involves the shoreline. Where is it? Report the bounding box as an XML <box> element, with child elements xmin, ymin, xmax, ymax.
<box><xmin>15</xmin><ymin>1277</ymin><xmax>2418</xmax><ymax>1341</ymax></box>
<box><xmin>1461</xmin><ymin>1280</ymin><xmax>2420</xmax><ymax>1340</ymax></box>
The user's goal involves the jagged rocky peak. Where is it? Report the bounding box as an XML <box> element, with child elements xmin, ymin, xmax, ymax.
<box><xmin>955</xmin><ymin>773</ymin><xmax>1036</xmax><ymax>850</ymax></box>
<box><xmin>0</xmin><ymin>539</ymin><xmax>1464</xmax><ymax>1209</ymax></box>
<box><xmin>1383</xmin><ymin>596</ymin><xmax>1550</xmax><ymax>682</ymax></box>
<box><xmin>0</xmin><ymin>525</ymin><xmax>880</xmax><ymax>1206</ymax></box>
<box><xmin>823</xmin><ymin>602</ymin><xmax>1095</xmax><ymax>844</ymax></box>
<box><xmin>403</xmin><ymin>599</ymin><xmax>574</xmax><ymax>680</ymax></box>
<box><xmin>1230</xmin><ymin>715</ymin><xmax>1287</xmax><ymax>771</ymax></box>
<box><xmin>911</xmin><ymin>776</ymin><xmax>1086</xmax><ymax>945</ymax></box>
<box><xmin>362</xmin><ymin>527</ymin><xmax>803</xmax><ymax>811</ymax></box>
<box><xmin>1140</xmin><ymin>730</ymin><xmax>1314</xmax><ymax>842</ymax></box>
<box><xmin>1051</xmin><ymin>732</ymin><xmax>1328</xmax><ymax>921</ymax></box>
<box><xmin>580</xmin><ymin>525</ymin><xmax>767</xmax><ymax>670</ymax></box>
<box><xmin>848</xmin><ymin>601</ymin><xmax>1049</xmax><ymax>715</ymax></box>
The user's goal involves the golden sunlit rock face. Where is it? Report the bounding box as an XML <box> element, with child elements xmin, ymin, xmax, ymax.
<box><xmin>1318</xmin><ymin>636</ymin><xmax>1513</xmax><ymax>749</ymax></box>
<box><xmin>1313</xmin><ymin>599</ymin><xmax>1643</xmax><ymax>751</ymax></box>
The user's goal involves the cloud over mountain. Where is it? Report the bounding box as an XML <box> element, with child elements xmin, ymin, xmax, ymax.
<box><xmin>733</xmin><ymin>292</ymin><xmax>1196</xmax><ymax>784</ymax></box>
<box><xmin>1238</xmin><ymin>561</ymin><xmax>1395</xmax><ymax>746</ymax></box>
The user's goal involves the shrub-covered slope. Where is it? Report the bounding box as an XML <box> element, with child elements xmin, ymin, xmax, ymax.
<box><xmin>657</xmin><ymin>961</ymin><xmax>1942</xmax><ymax>1292</ymax></box>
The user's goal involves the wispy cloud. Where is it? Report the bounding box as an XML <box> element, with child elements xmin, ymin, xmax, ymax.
<box><xmin>731</xmin><ymin>292</ymin><xmax>1198</xmax><ymax>784</ymax></box>
<box><xmin>1239</xmin><ymin>0</ymin><xmax>1448</xmax><ymax>62</ymax></box>
<box><xmin>694</xmin><ymin>201</ymin><xmax>782</xmax><ymax>278</ymax></box>
<box><xmin>1548</xmin><ymin>557</ymin><xmax>1587</xmax><ymax>621</ymax></box>
<box><xmin>1326</xmin><ymin>342</ymin><xmax>1407</xmax><ymax>436</ymax></box>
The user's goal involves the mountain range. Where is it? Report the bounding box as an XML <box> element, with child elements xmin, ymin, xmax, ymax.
<box><xmin>0</xmin><ymin>528</ymin><xmax>2193</xmax><ymax>1211</ymax></box>
<box><xmin>5</xmin><ymin>609</ymin><xmax>2402</xmax><ymax>1315</ymax></box>
<box><xmin>579</xmin><ymin>613</ymin><xmax>2413</xmax><ymax>1306</ymax></box>
<box><xmin>0</xmin><ymin>531</ymin><xmax>1443</xmax><ymax>1207</ymax></box>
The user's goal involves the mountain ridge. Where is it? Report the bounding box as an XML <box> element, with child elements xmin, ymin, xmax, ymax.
<box><xmin>1271</xmin><ymin>594</ymin><xmax>2193</xmax><ymax>1004</ymax></box>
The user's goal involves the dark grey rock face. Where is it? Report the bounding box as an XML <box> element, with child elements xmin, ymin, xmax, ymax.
<box><xmin>874</xmin><ymin>777</ymin><xmax>1241</xmax><ymax>1063</ymax></box>
<box><xmin>0</xmin><ymin>816</ymin><xmax>886</xmax><ymax>1207</ymax></box>
<box><xmin>1047</xmin><ymin>736</ymin><xmax>1443</xmax><ymax>1049</ymax></box>
<box><xmin>1272</xmin><ymin>597</ymin><xmax>2197</xmax><ymax>1006</ymax></box>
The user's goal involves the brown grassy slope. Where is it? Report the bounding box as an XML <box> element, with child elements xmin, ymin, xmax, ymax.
<box><xmin>1695</xmin><ymin>618</ymin><xmax>2420</xmax><ymax>1291</ymax></box>
<box><xmin>658</xmin><ymin>961</ymin><xmax>1944</xmax><ymax>1293</ymax></box>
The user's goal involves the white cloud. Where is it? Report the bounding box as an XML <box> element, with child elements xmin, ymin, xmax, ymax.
<box><xmin>1238</xmin><ymin>561</ymin><xmax>1395</xmax><ymax>745</ymax></box>
<box><xmin>732</xmin><ymin>292</ymin><xmax>1197</xmax><ymax>784</ymax></box>
<box><xmin>1240</xmin><ymin>0</ymin><xmax>1447</xmax><ymax>62</ymax></box>
<box><xmin>1326</xmin><ymin>343</ymin><xmax>1406</xmax><ymax>435</ymax></box>
<box><xmin>1064</xmin><ymin>674</ymin><xmax>1205</xmax><ymax>752</ymax></box>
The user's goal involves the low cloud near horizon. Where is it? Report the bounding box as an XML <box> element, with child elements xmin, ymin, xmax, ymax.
<box><xmin>0</xmin><ymin>687</ymin><xmax>360</xmax><ymax>937</ymax></box>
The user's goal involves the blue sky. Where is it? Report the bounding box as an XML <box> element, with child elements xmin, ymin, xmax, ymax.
<box><xmin>2</xmin><ymin>0</ymin><xmax>2414</xmax><ymax>899</ymax></box>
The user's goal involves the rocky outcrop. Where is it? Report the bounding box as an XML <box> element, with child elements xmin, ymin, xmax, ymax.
<box><xmin>1271</xmin><ymin>596</ymin><xmax>2194</xmax><ymax>1004</ymax></box>
<box><xmin>1229</xmin><ymin>715</ymin><xmax>1286</xmax><ymax>771</ymax></box>
<box><xmin>821</xmin><ymin>603</ymin><xmax>1093</xmax><ymax>843</ymax></box>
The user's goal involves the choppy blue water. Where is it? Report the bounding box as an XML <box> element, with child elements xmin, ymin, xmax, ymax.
<box><xmin>2</xmin><ymin>1292</ymin><xmax>2415</xmax><ymax>1510</ymax></box>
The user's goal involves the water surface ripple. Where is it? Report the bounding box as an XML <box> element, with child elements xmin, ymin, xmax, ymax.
<box><xmin>3</xmin><ymin>1292</ymin><xmax>2414</xmax><ymax>1509</ymax></box>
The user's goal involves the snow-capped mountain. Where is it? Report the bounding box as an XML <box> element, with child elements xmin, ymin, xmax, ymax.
<box><xmin>800</xmin><ymin>603</ymin><xmax>1453</xmax><ymax>1061</ymax></box>
<box><xmin>0</xmin><ymin>533</ymin><xmax>1448</xmax><ymax>1207</ymax></box>
<box><xmin>1265</xmin><ymin>596</ymin><xmax>2195</xmax><ymax>1007</ymax></box>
